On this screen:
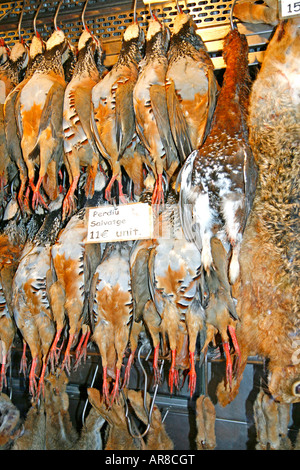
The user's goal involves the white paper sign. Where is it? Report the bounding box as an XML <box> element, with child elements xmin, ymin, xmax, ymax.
<box><xmin>86</xmin><ymin>203</ymin><xmax>153</xmax><ymax>243</ymax></box>
<box><xmin>279</xmin><ymin>0</ymin><xmax>300</xmax><ymax>18</ymax></box>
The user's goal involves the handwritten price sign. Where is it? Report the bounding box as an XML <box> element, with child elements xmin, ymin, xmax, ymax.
<box><xmin>279</xmin><ymin>0</ymin><xmax>300</xmax><ymax>18</ymax></box>
<box><xmin>86</xmin><ymin>203</ymin><xmax>153</xmax><ymax>243</ymax></box>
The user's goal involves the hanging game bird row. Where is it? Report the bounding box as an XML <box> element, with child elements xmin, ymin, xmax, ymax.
<box><xmin>0</xmin><ymin>0</ymin><xmax>299</xmax><ymax>411</ymax></box>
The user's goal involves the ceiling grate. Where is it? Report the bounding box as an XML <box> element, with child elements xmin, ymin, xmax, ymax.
<box><xmin>0</xmin><ymin>0</ymin><xmax>273</xmax><ymax>68</ymax></box>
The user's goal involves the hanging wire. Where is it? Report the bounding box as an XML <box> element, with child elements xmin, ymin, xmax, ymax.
<box><xmin>81</xmin><ymin>363</ymin><xmax>99</xmax><ymax>426</ymax></box>
<box><xmin>0</xmin><ymin>2</ymin><xmax>17</xmax><ymax>23</ymax></box>
<box><xmin>81</xmin><ymin>0</ymin><xmax>89</xmax><ymax>31</ymax></box>
<box><xmin>123</xmin><ymin>342</ymin><xmax>165</xmax><ymax>439</ymax></box>
<box><xmin>33</xmin><ymin>1</ymin><xmax>44</xmax><ymax>36</ymax></box>
<box><xmin>18</xmin><ymin>0</ymin><xmax>25</xmax><ymax>42</ymax></box>
<box><xmin>230</xmin><ymin>0</ymin><xmax>238</xmax><ymax>30</ymax></box>
<box><xmin>133</xmin><ymin>0</ymin><xmax>138</xmax><ymax>23</ymax></box>
<box><xmin>54</xmin><ymin>0</ymin><xmax>64</xmax><ymax>31</ymax></box>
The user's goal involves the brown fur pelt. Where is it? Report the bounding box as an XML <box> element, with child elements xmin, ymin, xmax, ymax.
<box><xmin>217</xmin><ymin>20</ymin><xmax>300</xmax><ymax>406</ymax></box>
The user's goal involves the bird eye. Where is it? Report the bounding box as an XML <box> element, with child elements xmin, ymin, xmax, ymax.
<box><xmin>292</xmin><ymin>381</ymin><xmax>300</xmax><ymax>396</ymax></box>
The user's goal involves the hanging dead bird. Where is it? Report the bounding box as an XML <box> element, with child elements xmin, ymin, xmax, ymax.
<box><xmin>48</xmin><ymin>171</ymin><xmax>106</xmax><ymax>373</ymax></box>
<box><xmin>0</xmin><ymin>4</ymin><xmax>29</xmax><ymax>206</ymax></box>
<box><xmin>90</xmin><ymin>241</ymin><xmax>133</xmax><ymax>405</ymax></box>
<box><xmin>4</xmin><ymin>1</ymin><xmax>45</xmax><ymax>213</ymax></box>
<box><xmin>166</xmin><ymin>2</ymin><xmax>218</xmax><ymax>162</ymax></box>
<box><xmin>217</xmin><ymin>19</ymin><xmax>300</xmax><ymax>407</ymax></box>
<box><xmin>133</xmin><ymin>9</ymin><xmax>178</xmax><ymax>208</ymax></box>
<box><xmin>177</xmin><ymin>20</ymin><xmax>257</xmax><ymax>389</ymax></box>
<box><xmin>146</xmin><ymin>186</ymin><xmax>202</xmax><ymax>393</ymax></box>
<box><xmin>0</xmin><ymin>189</ymin><xmax>45</xmax><ymax>392</ymax></box>
<box><xmin>90</xmin><ymin>0</ymin><xmax>145</xmax><ymax>204</ymax></box>
<box><xmin>62</xmin><ymin>0</ymin><xmax>108</xmax><ymax>219</ymax></box>
<box><xmin>15</xmin><ymin>0</ymin><xmax>72</xmax><ymax>210</ymax></box>
<box><xmin>12</xmin><ymin>195</ymin><xmax>66</xmax><ymax>399</ymax></box>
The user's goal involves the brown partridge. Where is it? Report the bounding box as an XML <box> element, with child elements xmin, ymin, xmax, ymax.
<box><xmin>90</xmin><ymin>241</ymin><xmax>133</xmax><ymax>405</ymax></box>
<box><xmin>62</xmin><ymin>27</ymin><xmax>107</xmax><ymax>219</ymax></box>
<box><xmin>90</xmin><ymin>15</ymin><xmax>144</xmax><ymax>204</ymax></box>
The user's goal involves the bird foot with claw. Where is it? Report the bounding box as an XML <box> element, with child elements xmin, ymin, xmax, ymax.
<box><xmin>228</xmin><ymin>325</ymin><xmax>241</xmax><ymax>376</ymax></box>
<box><xmin>110</xmin><ymin>370</ymin><xmax>120</xmax><ymax>405</ymax></box>
<box><xmin>32</xmin><ymin>189</ymin><xmax>48</xmax><ymax>211</ymax></box>
<box><xmin>188</xmin><ymin>353</ymin><xmax>197</xmax><ymax>397</ymax></box>
<box><xmin>168</xmin><ymin>367</ymin><xmax>179</xmax><ymax>394</ymax></box>
<box><xmin>29</xmin><ymin>358</ymin><xmax>38</xmax><ymax>397</ymax></box>
<box><xmin>0</xmin><ymin>365</ymin><xmax>7</xmax><ymax>391</ymax></box>
<box><xmin>122</xmin><ymin>351</ymin><xmax>135</xmax><ymax>389</ymax></box>
<box><xmin>223</xmin><ymin>342</ymin><xmax>233</xmax><ymax>391</ymax></box>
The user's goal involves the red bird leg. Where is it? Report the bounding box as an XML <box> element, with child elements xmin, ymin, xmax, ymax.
<box><xmin>168</xmin><ymin>349</ymin><xmax>179</xmax><ymax>394</ymax></box>
<box><xmin>62</xmin><ymin>334</ymin><xmax>74</xmax><ymax>374</ymax></box>
<box><xmin>62</xmin><ymin>175</ymin><xmax>79</xmax><ymax>218</ymax></box>
<box><xmin>223</xmin><ymin>342</ymin><xmax>233</xmax><ymax>390</ymax></box>
<box><xmin>153</xmin><ymin>345</ymin><xmax>160</xmax><ymax>384</ymax></box>
<box><xmin>29</xmin><ymin>357</ymin><xmax>38</xmax><ymax>397</ymax></box>
<box><xmin>49</xmin><ymin>328</ymin><xmax>63</xmax><ymax>371</ymax></box>
<box><xmin>105</xmin><ymin>175</ymin><xmax>117</xmax><ymax>202</ymax></box>
<box><xmin>110</xmin><ymin>368</ymin><xmax>120</xmax><ymax>405</ymax></box>
<box><xmin>151</xmin><ymin>173</ymin><xmax>164</xmax><ymax>210</ymax></box>
<box><xmin>80</xmin><ymin>330</ymin><xmax>90</xmax><ymax>363</ymax></box>
<box><xmin>75</xmin><ymin>332</ymin><xmax>86</xmax><ymax>362</ymax></box>
<box><xmin>123</xmin><ymin>349</ymin><xmax>135</xmax><ymax>389</ymax></box>
<box><xmin>74</xmin><ymin>330</ymin><xmax>91</xmax><ymax>369</ymax></box>
<box><xmin>228</xmin><ymin>325</ymin><xmax>241</xmax><ymax>375</ymax></box>
<box><xmin>0</xmin><ymin>356</ymin><xmax>7</xmax><ymax>391</ymax></box>
<box><xmin>188</xmin><ymin>351</ymin><xmax>197</xmax><ymax>397</ymax></box>
<box><xmin>19</xmin><ymin>341</ymin><xmax>27</xmax><ymax>376</ymax></box>
<box><xmin>117</xmin><ymin>180</ymin><xmax>127</xmax><ymax>204</ymax></box>
<box><xmin>37</xmin><ymin>361</ymin><xmax>48</xmax><ymax>399</ymax></box>
<box><xmin>31</xmin><ymin>176</ymin><xmax>49</xmax><ymax>210</ymax></box>
<box><xmin>102</xmin><ymin>366</ymin><xmax>110</xmax><ymax>405</ymax></box>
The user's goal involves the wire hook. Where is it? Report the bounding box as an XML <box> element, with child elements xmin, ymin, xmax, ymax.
<box><xmin>230</xmin><ymin>0</ymin><xmax>238</xmax><ymax>30</ymax></box>
<box><xmin>82</xmin><ymin>363</ymin><xmax>99</xmax><ymax>426</ymax></box>
<box><xmin>124</xmin><ymin>342</ymin><xmax>164</xmax><ymax>439</ymax></box>
<box><xmin>33</xmin><ymin>1</ymin><xmax>43</xmax><ymax>37</ymax></box>
<box><xmin>54</xmin><ymin>0</ymin><xmax>64</xmax><ymax>31</ymax></box>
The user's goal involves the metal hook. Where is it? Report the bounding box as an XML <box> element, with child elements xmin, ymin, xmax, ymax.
<box><xmin>33</xmin><ymin>1</ymin><xmax>43</xmax><ymax>36</ymax></box>
<box><xmin>230</xmin><ymin>0</ymin><xmax>238</xmax><ymax>30</ymax></box>
<box><xmin>18</xmin><ymin>0</ymin><xmax>25</xmax><ymax>43</ymax></box>
<box><xmin>81</xmin><ymin>0</ymin><xmax>89</xmax><ymax>31</ymax></box>
<box><xmin>175</xmin><ymin>0</ymin><xmax>183</xmax><ymax>14</ymax></box>
<box><xmin>82</xmin><ymin>363</ymin><xmax>99</xmax><ymax>426</ymax></box>
<box><xmin>0</xmin><ymin>3</ymin><xmax>17</xmax><ymax>23</ymax></box>
<box><xmin>133</xmin><ymin>0</ymin><xmax>138</xmax><ymax>23</ymax></box>
<box><xmin>124</xmin><ymin>342</ymin><xmax>164</xmax><ymax>439</ymax></box>
<box><xmin>54</xmin><ymin>0</ymin><xmax>64</xmax><ymax>31</ymax></box>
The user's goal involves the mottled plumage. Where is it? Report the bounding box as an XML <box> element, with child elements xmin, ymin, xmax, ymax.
<box><xmin>90</xmin><ymin>241</ymin><xmax>133</xmax><ymax>405</ymax></box>
<box><xmin>133</xmin><ymin>17</ymin><xmax>178</xmax><ymax>207</ymax></box>
<box><xmin>91</xmin><ymin>21</ymin><xmax>144</xmax><ymax>203</ymax></box>
<box><xmin>16</xmin><ymin>29</ymin><xmax>70</xmax><ymax>210</ymax></box>
<box><xmin>166</xmin><ymin>11</ymin><xmax>218</xmax><ymax>162</ymax></box>
<box><xmin>62</xmin><ymin>29</ymin><xmax>107</xmax><ymax>219</ymax></box>
<box><xmin>12</xmin><ymin>195</ymin><xmax>65</xmax><ymax>398</ymax></box>
<box><xmin>217</xmin><ymin>19</ymin><xmax>300</xmax><ymax>407</ymax></box>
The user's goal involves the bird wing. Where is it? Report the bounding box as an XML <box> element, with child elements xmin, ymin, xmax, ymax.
<box><xmin>115</xmin><ymin>78</ymin><xmax>136</xmax><ymax>158</ymax></box>
<box><xmin>72</xmin><ymin>83</ymin><xmax>100</xmax><ymax>154</ymax></box>
<box><xmin>166</xmin><ymin>79</ymin><xmax>193</xmax><ymax>163</ymax></box>
<box><xmin>4</xmin><ymin>84</ymin><xmax>27</xmax><ymax>175</ymax></box>
<box><xmin>149</xmin><ymin>83</ymin><xmax>181</xmax><ymax>173</ymax></box>
<box><xmin>243</xmin><ymin>145</ymin><xmax>258</xmax><ymax>222</ymax></box>
<box><xmin>177</xmin><ymin>150</ymin><xmax>204</xmax><ymax>251</ymax></box>
<box><xmin>130</xmin><ymin>239</ymin><xmax>153</xmax><ymax>322</ymax></box>
<box><xmin>28</xmin><ymin>80</ymin><xmax>65</xmax><ymax>162</ymax></box>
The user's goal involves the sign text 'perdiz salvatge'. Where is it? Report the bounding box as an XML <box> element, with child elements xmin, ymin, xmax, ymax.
<box><xmin>86</xmin><ymin>203</ymin><xmax>153</xmax><ymax>243</ymax></box>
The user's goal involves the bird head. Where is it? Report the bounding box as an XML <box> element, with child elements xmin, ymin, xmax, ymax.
<box><xmin>268</xmin><ymin>364</ymin><xmax>300</xmax><ymax>404</ymax></box>
<box><xmin>10</xmin><ymin>41</ymin><xmax>29</xmax><ymax>71</ymax></box>
<box><xmin>0</xmin><ymin>38</ymin><xmax>10</xmax><ymax>65</ymax></box>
